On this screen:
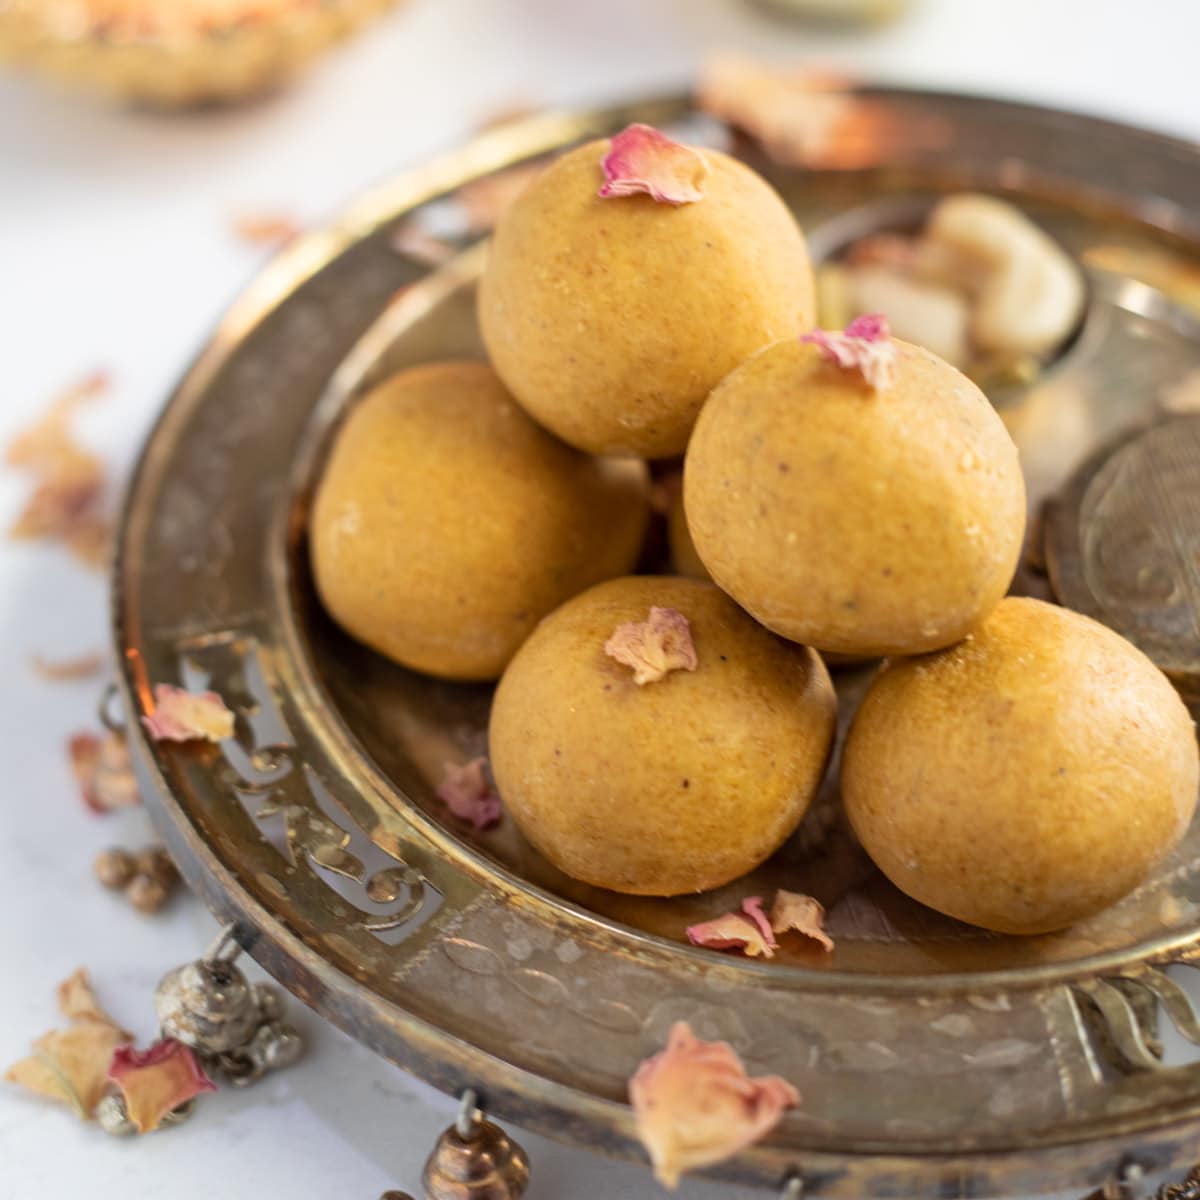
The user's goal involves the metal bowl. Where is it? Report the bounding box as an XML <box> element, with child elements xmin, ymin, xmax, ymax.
<box><xmin>113</xmin><ymin>90</ymin><xmax>1200</xmax><ymax>1195</ymax></box>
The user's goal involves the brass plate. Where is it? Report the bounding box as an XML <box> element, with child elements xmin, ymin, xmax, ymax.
<box><xmin>114</xmin><ymin>91</ymin><xmax>1200</xmax><ymax>1195</ymax></box>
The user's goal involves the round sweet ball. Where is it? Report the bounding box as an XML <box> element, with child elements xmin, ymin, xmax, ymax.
<box><xmin>489</xmin><ymin>576</ymin><xmax>837</xmax><ymax>896</ymax></box>
<box><xmin>842</xmin><ymin>598</ymin><xmax>1199</xmax><ymax>934</ymax></box>
<box><xmin>310</xmin><ymin>361</ymin><xmax>649</xmax><ymax>682</ymax></box>
<box><xmin>478</xmin><ymin>127</ymin><xmax>814</xmax><ymax>458</ymax></box>
<box><xmin>684</xmin><ymin>335</ymin><xmax>1026</xmax><ymax>657</ymax></box>
<box><xmin>667</xmin><ymin>485</ymin><xmax>710</xmax><ymax>581</ymax></box>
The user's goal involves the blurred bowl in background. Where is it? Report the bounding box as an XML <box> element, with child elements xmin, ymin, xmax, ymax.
<box><xmin>0</xmin><ymin>0</ymin><xmax>403</xmax><ymax>107</ymax></box>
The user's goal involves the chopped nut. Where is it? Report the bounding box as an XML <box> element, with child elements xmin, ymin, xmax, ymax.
<box><xmin>126</xmin><ymin>874</ymin><xmax>172</xmax><ymax>916</ymax></box>
<box><xmin>801</xmin><ymin>312</ymin><xmax>898</xmax><ymax>391</ymax></box>
<box><xmin>436</xmin><ymin>757</ymin><xmax>502</xmax><ymax>830</ymax></box>
<box><xmin>94</xmin><ymin>848</ymin><xmax>136</xmax><ymax>890</ymax></box>
<box><xmin>598</xmin><ymin>124</ymin><xmax>708</xmax><ymax>206</ymax></box>
<box><xmin>134</xmin><ymin>846</ymin><xmax>178</xmax><ymax>888</ymax></box>
<box><xmin>604</xmin><ymin>606</ymin><xmax>698</xmax><ymax>686</ymax></box>
<box><xmin>630</xmin><ymin>1021</ymin><xmax>799</xmax><ymax>1189</ymax></box>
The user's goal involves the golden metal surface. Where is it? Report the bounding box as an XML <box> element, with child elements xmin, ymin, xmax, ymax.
<box><xmin>112</xmin><ymin>91</ymin><xmax>1200</xmax><ymax>1194</ymax></box>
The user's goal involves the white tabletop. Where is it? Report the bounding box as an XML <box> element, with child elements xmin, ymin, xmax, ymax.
<box><xmin>1</xmin><ymin>2</ymin><xmax>1198</xmax><ymax>1197</ymax></box>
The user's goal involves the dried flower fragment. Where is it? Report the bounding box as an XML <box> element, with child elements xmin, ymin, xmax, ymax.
<box><xmin>801</xmin><ymin>312</ymin><xmax>898</xmax><ymax>390</ymax></box>
<box><xmin>107</xmin><ymin>1040</ymin><xmax>216</xmax><ymax>1134</ymax></box>
<box><xmin>697</xmin><ymin>57</ymin><xmax>859</xmax><ymax>167</ymax></box>
<box><xmin>68</xmin><ymin>730</ymin><xmax>140</xmax><ymax>814</ymax></box>
<box><xmin>5</xmin><ymin>968</ymin><xmax>130</xmax><ymax>1121</ymax></box>
<box><xmin>599</xmin><ymin>124</ymin><xmax>708</xmax><ymax>205</ymax></box>
<box><xmin>57</xmin><ymin>969</ymin><xmax>130</xmax><ymax>1036</ymax></box>
<box><xmin>605</xmin><ymin>606</ymin><xmax>698</xmax><ymax>686</ymax></box>
<box><xmin>6</xmin><ymin>371</ymin><xmax>108</xmax><ymax>471</ymax></box>
<box><xmin>141</xmin><ymin>684</ymin><xmax>234</xmax><ymax>744</ymax></box>
<box><xmin>33</xmin><ymin>650</ymin><xmax>105</xmax><ymax>681</ymax></box>
<box><xmin>7</xmin><ymin>1023</ymin><xmax>127</xmax><ymax>1119</ymax></box>
<box><xmin>7</xmin><ymin>372</ymin><xmax>113</xmax><ymax>568</ymax></box>
<box><xmin>770</xmin><ymin>890</ymin><xmax>834</xmax><ymax>952</ymax></box>
<box><xmin>436</xmin><ymin>757</ymin><xmax>502</xmax><ymax>830</ymax></box>
<box><xmin>686</xmin><ymin>897</ymin><xmax>777</xmax><ymax>959</ymax></box>
<box><xmin>232</xmin><ymin>212</ymin><xmax>303</xmax><ymax>247</ymax></box>
<box><xmin>630</xmin><ymin>1021</ymin><xmax>799</xmax><ymax>1189</ymax></box>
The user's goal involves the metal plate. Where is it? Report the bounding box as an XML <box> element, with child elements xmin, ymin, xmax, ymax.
<box><xmin>113</xmin><ymin>90</ymin><xmax>1200</xmax><ymax>1196</ymax></box>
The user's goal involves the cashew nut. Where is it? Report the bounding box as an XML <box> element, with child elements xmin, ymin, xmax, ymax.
<box><xmin>847</xmin><ymin>265</ymin><xmax>971</xmax><ymax>367</ymax></box>
<box><xmin>923</xmin><ymin>194</ymin><xmax>1085</xmax><ymax>356</ymax></box>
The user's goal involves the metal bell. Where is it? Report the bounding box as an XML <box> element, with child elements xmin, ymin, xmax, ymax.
<box><xmin>421</xmin><ymin>1091</ymin><xmax>530</xmax><ymax>1200</ymax></box>
<box><xmin>155</xmin><ymin>958</ymin><xmax>260</xmax><ymax>1054</ymax></box>
<box><xmin>154</xmin><ymin>926</ymin><xmax>303</xmax><ymax>1084</ymax></box>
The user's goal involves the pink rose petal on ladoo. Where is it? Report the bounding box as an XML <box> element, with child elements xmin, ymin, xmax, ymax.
<box><xmin>629</xmin><ymin>1021</ymin><xmax>800</xmax><ymax>1189</ymax></box>
<box><xmin>770</xmin><ymin>889</ymin><xmax>834</xmax><ymax>952</ymax></box>
<box><xmin>599</xmin><ymin>124</ymin><xmax>708</xmax><ymax>205</ymax></box>
<box><xmin>801</xmin><ymin>311</ymin><xmax>898</xmax><ymax>391</ymax></box>
<box><xmin>436</xmin><ymin>757</ymin><xmax>502</xmax><ymax>830</ymax></box>
<box><xmin>107</xmin><ymin>1039</ymin><xmax>217</xmax><ymax>1134</ymax></box>
<box><xmin>141</xmin><ymin>684</ymin><xmax>234</xmax><ymax>744</ymax></box>
<box><xmin>605</xmin><ymin>606</ymin><xmax>698</xmax><ymax>686</ymax></box>
<box><xmin>686</xmin><ymin>911</ymin><xmax>775</xmax><ymax>959</ymax></box>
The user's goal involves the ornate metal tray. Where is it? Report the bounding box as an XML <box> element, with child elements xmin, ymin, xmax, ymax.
<box><xmin>113</xmin><ymin>90</ymin><xmax>1200</xmax><ymax>1196</ymax></box>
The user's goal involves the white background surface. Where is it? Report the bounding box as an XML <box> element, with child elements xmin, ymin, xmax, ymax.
<box><xmin>1</xmin><ymin>1</ymin><xmax>1198</xmax><ymax>1197</ymax></box>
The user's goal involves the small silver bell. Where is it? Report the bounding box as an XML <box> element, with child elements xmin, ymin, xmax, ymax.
<box><xmin>155</xmin><ymin>926</ymin><xmax>303</xmax><ymax>1086</ymax></box>
<box><xmin>155</xmin><ymin>959</ymin><xmax>260</xmax><ymax>1055</ymax></box>
<box><xmin>421</xmin><ymin>1090</ymin><xmax>530</xmax><ymax>1200</ymax></box>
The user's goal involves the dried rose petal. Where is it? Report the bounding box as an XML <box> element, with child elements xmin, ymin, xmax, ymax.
<box><xmin>436</xmin><ymin>757</ymin><xmax>502</xmax><ymax>830</ymax></box>
<box><xmin>740</xmin><ymin>897</ymin><xmax>778</xmax><ymax>949</ymax></box>
<box><xmin>6</xmin><ymin>371</ymin><xmax>108</xmax><ymax>472</ymax></box>
<box><xmin>57</xmin><ymin>969</ymin><xmax>130</xmax><ymax>1036</ymax></box>
<box><xmin>6</xmin><ymin>968</ymin><xmax>131</xmax><ymax>1120</ymax></box>
<box><xmin>686</xmin><ymin>912</ymin><xmax>775</xmax><ymax>959</ymax></box>
<box><xmin>7</xmin><ymin>372</ymin><xmax>112</xmax><ymax>568</ymax></box>
<box><xmin>629</xmin><ymin>1021</ymin><xmax>799</xmax><ymax>1189</ymax></box>
<box><xmin>141</xmin><ymin>684</ymin><xmax>235</xmax><ymax>744</ymax></box>
<box><xmin>801</xmin><ymin>312</ymin><xmax>898</xmax><ymax>391</ymax></box>
<box><xmin>598</xmin><ymin>124</ymin><xmax>708</xmax><ymax>206</ymax></box>
<box><xmin>68</xmin><ymin>730</ymin><xmax>141</xmax><ymax>814</ymax></box>
<box><xmin>232</xmin><ymin>212</ymin><xmax>303</xmax><ymax>247</ymax></box>
<box><xmin>6</xmin><ymin>1022</ymin><xmax>127</xmax><ymax>1119</ymax></box>
<box><xmin>108</xmin><ymin>1040</ymin><xmax>216</xmax><ymax>1134</ymax></box>
<box><xmin>604</xmin><ymin>606</ymin><xmax>698</xmax><ymax>686</ymax></box>
<box><xmin>770</xmin><ymin>890</ymin><xmax>834</xmax><ymax>953</ymax></box>
<box><xmin>33</xmin><ymin>650</ymin><xmax>104</xmax><ymax>681</ymax></box>
<box><xmin>697</xmin><ymin>56</ymin><xmax>856</xmax><ymax>167</ymax></box>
